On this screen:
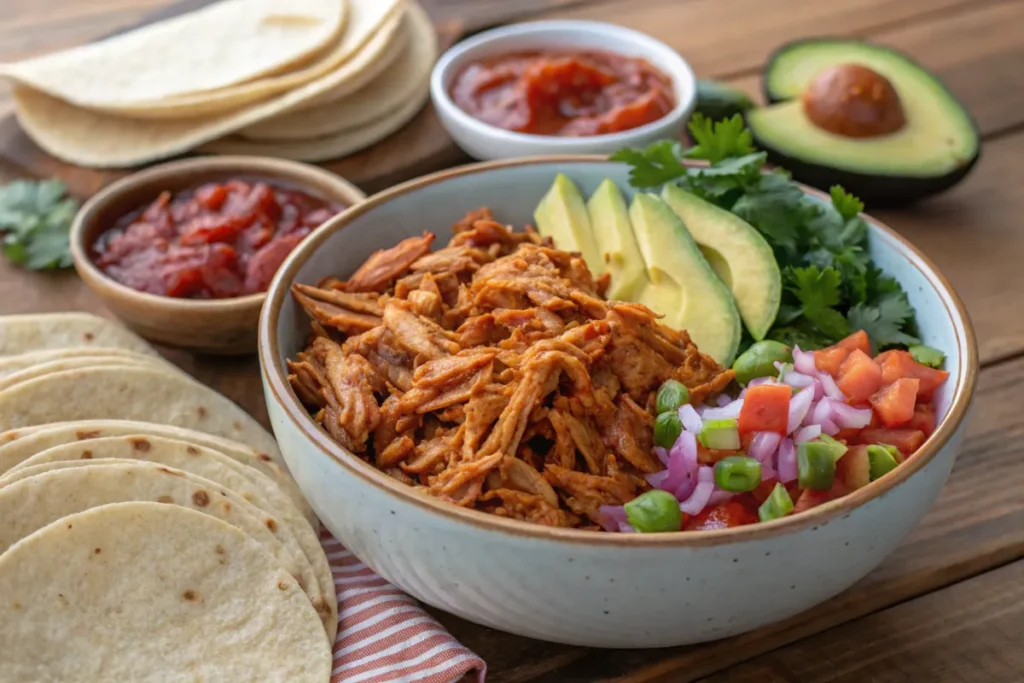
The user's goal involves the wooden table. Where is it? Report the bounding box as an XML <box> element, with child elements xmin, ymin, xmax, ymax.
<box><xmin>2</xmin><ymin>0</ymin><xmax>1023</xmax><ymax>681</ymax></box>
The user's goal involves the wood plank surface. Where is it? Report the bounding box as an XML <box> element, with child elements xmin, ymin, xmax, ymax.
<box><xmin>699</xmin><ymin>559</ymin><xmax>1024</xmax><ymax>683</ymax></box>
<box><xmin>477</xmin><ymin>354</ymin><xmax>1024</xmax><ymax>681</ymax></box>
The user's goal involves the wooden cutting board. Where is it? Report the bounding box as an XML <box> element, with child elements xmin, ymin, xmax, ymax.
<box><xmin>0</xmin><ymin>0</ymin><xmax>534</xmax><ymax>198</ymax></box>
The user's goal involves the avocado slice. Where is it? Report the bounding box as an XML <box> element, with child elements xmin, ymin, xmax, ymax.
<box><xmin>533</xmin><ymin>174</ymin><xmax>605</xmax><ymax>274</ymax></box>
<box><xmin>662</xmin><ymin>185</ymin><xmax>780</xmax><ymax>340</ymax></box>
<box><xmin>748</xmin><ymin>39</ymin><xmax>980</xmax><ymax>205</ymax></box>
<box><xmin>586</xmin><ymin>179</ymin><xmax>649</xmax><ymax>301</ymax></box>
<box><xmin>628</xmin><ymin>193</ymin><xmax>742</xmax><ymax>365</ymax></box>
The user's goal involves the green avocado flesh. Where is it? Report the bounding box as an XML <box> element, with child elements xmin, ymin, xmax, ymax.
<box><xmin>751</xmin><ymin>40</ymin><xmax>978</xmax><ymax>178</ymax></box>
<box><xmin>661</xmin><ymin>185</ymin><xmax>780</xmax><ymax>340</ymax></box>
<box><xmin>587</xmin><ymin>179</ymin><xmax>649</xmax><ymax>301</ymax></box>
<box><xmin>533</xmin><ymin>173</ymin><xmax>605</xmax><ymax>274</ymax></box>
<box><xmin>629</xmin><ymin>193</ymin><xmax>741</xmax><ymax>366</ymax></box>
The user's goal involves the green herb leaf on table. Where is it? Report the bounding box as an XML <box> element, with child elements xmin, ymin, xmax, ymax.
<box><xmin>613</xmin><ymin>114</ymin><xmax>922</xmax><ymax>351</ymax></box>
<box><xmin>0</xmin><ymin>179</ymin><xmax>79</xmax><ymax>270</ymax></box>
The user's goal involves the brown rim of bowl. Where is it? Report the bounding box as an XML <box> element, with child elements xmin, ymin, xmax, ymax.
<box><xmin>70</xmin><ymin>155</ymin><xmax>367</xmax><ymax>312</ymax></box>
<box><xmin>259</xmin><ymin>154</ymin><xmax>979</xmax><ymax>548</ymax></box>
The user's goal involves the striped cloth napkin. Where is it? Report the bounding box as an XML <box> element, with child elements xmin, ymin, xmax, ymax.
<box><xmin>322</xmin><ymin>530</ymin><xmax>487</xmax><ymax>683</ymax></box>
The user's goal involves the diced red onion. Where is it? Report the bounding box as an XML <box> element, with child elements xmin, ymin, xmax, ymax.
<box><xmin>654</xmin><ymin>446</ymin><xmax>669</xmax><ymax>466</ymax></box>
<box><xmin>703</xmin><ymin>399</ymin><xmax>743</xmax><ymax>422</ymax></box>
<box><xmin>811</xmin><ymin>378</ymin><xmax>824</xmax><ymax>401</ymax></box>
<box><xmin>738</xmin><ymin>388</ymin><xmax>748</xmax><ymax>399</ymax></box>
<box><xmin>818</xmin><ymin>372</ymin><xmax>846</xmax><ymax>401</ymax></box>
<box><xmin>794</xmin><ymin>424</ymin><xmax>822</xmax><ymax>444</ymax></box>
<box><xmin>694</xmin><ymin>404</ymin><xmax>706</xmax><ymax>417</ymax></box>
<box><xmin>812</xmin><ymin>397</ymin><xmax>837</xmax><ymax>425</ymax></box>
<box><xmin>598</xmin><ymin>505</ymin><xmax>628</xmax><ymax>532</ymax></box>
<box><xmin>673</xmin><ymin>431</ymin><xmax>699</xmax><ymax>478</ymax></box>
<box><xmin>644</xmin><ymin>469</ymin><xmax>670</xmax><ymax>489</ymax></box>
<box><xmin>761</xmin><ymin>459</ymin><xmax>777</xmax><ymax>481</ymax></box>
<box><xmin>679</xmin><ymin>404</ymin><xmax>703</xmax><ymax>434</ymax></box>
<box><xmin>679</xmin><ymin>466</ymin><xmax>715</xmax><ymax>515</ymax></box>
<box><xmin>820</xmin><ymin>419</ymin><xmax>840</xmax><ymax>436</ymax></box>
<box><xmin>782</xmin><ymin>369</ymin><xmax>815</xmax><ymax>389</ymax></box>
<box><xmin>777</xmin><ymin>438</ymin><xmax>797</xmax><ymax>483</ymax></box>
<box><xmin>651</xmin><ymin>434</ymin><xmax>694</xmax><ymax>495</ymax></box>
<box><xmin>832</xmin><ymin>401</ymin><xmax>873</xmax><ymax>430</ymax></box>
<box><xmin>708</xmin><ymin>489</ymin><xmax>734</xmax><ymax>506</ymax></box>
<box><xmin>716</xmin><ymin>393</ymin><xmax>733</xmax><ymax>407</ymax></box>
<box><xmin>749</xmin><ymin>431</ymin><xmax>781</xmax><ymax>464</ymax></box>
<box><xmin>792</xmin><ymin>345</ymin><xmax>817</xmax><ymax>375</ymax></box>
<box><xmin>619</xmin><ymin>522</ymin><xmax>636</xmax><ymax>533</ymax></box>
<box><xmin>787</xmin><ymin>388</ymin><xmax>814</xmax><ymax>434</ymax></box>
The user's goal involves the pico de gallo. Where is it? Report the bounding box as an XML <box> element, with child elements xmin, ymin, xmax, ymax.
<box><xmin>93</xmin><ymin>179</ymin><xmax>342</xmax><ymax>299</ymax></box>
<box><xmin>600</xmin><ymin>329</ymin><xmax>950</xmax><ymax>533</ymax></box>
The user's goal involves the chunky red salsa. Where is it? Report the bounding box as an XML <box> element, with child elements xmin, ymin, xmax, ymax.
<box><xmin>450</xmin><ymin>50</ymin><xmax>675</xmax><ymax>136</ymax></box>
<box><xmin>93</xmin><ymin>179</ymin><xmax>341</xmax><ymax>299</ymax></box>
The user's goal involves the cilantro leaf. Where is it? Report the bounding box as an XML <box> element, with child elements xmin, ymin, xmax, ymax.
<box><xmin>785</xmin><ymin>266</ymin><xmax>851</xmax><ymax>340</ymax></box>
<box><xmin>847</xmin><ymin>290</ymin><xmax>920</xmax><ymax>349</ymax></box>
<box><xmin>830</xmin><ymin>185</ymin><xmax>864</xmax><ymax>221</ymax></box>
<box><xmin>610</xmin><ymin>141</ymin><xmax>688</xmax><ymax>188</ymax></box>
<box><xmin>0</xmin><ymin>179</ymin><xmax>78</xmax><ymax>270</ymax></box>
<box><xmin>683</xmin><ymin>114</ymin><xmax>755</xmax><ymax>163</ymax></box>
<box><xmin>730</xmin><ymin>171</ymin><xmax>806</xmax><ymax>262</ymax></box>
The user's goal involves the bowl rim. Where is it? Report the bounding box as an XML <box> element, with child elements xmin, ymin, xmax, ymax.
<box><xmin>429</xmin><ymin>19</ymin><xmax>697</xmax><ymax>148</ymax></box>
<box><xmin>70</xmin><ymin>155</ymin><xmax>367</xmax><ymax>313</ymax></box>
<box><xmin>259</xmin><ymin>155</ymin><xmax>979</xmax><ymax>548</ymax></box>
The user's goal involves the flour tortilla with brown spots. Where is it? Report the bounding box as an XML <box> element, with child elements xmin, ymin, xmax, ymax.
<box><xmin>0</xmin><ymin>357</ymin><xmax>164</xmax><ymax>392</ymax></box>
<box><xmin>0</xmin><ymin>461</ymin><xmax>331</xmax><ymax>636</ymax></box>
<box><xmin>0</xmin><ymin>502</ymin><xmax>331</xmax><ymax>682</ymax></box>
<box><xmin>0</xmin><ymin>313</ymin><xmax>155</xmax><ymax>356</ymax></box>
<box><xmin>3</xmin><ymin>435</ymin><xmax>336</xmax><ymax>641</ymax></box>
<box><xmin>0</xmin><ymin>348</ymin><xmax>173</xmax><ymax>380</ymax></box>
<box><xmin>0</xmin><ymin>365</ymin><xmax>279</xmax><ymax>456</ymax></box>
<box><xmin>0</xmin><ymin>420</ymin><xmax>309</xmax><ymax>526</ymax></box>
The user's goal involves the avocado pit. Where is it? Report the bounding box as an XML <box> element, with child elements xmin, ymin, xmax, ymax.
<box><xmin>802</xmin><ymin>63</ymin><xmax>906</xmax><ymax>138</ymax></box>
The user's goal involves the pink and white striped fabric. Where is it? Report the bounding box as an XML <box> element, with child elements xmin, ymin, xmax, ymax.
<box><xmin>321</xmin><ymin>530</ymin><xmax>487</xmax><ymax>683</ymax></box>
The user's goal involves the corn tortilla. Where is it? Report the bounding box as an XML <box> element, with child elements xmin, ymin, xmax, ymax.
<box><xmin>12</xmin><ymin>3</ymin><xmax>407</xmax><ymax>167</ymax></box>
<box><xmin>0</xmin><ymin>502</ymin><xmax>331</xmax><ymax>682</ymax></box>
<box><xmin>0</xmin><ymin>0</ymin><xmax>347</xmax><ymax>108</ymax></box>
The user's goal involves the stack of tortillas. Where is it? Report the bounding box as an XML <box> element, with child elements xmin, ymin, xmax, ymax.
<box><xmin>0</xmin><ymin>0</ymin><xmax>435</xmax><ymax>167</ymax></box>
<box><xmin>0</xmin><ymin>312</ymin><xmax>336</xmax><ymax>681</ymax></box>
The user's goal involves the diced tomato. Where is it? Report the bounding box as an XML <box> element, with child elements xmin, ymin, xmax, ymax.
<box><xmin>908</xmin><ymin>403</ymin><xmax>937</xmax><ymax>436</ymax></box>
<box><xmin>877</xmin><ymin>350</ymin><xmax>950</xmax><ymax>402</ymax></box>
<box><xmin>696</xmin><ymin>445</ymin><xmax>741</xmax><ymax>465</ymax></box>
<box><xmin>869</xmin><ymin>378</ymin><xmax>920</xmax><ymax>428</ymax></box>
<box><xmin>815</xmin><ymin>346</ymin><xmax>852</xmax><ymax>377</ymax></box>
<box><xmin>834</xmin><ymin>427</ymin><xmax>862</xmax><ymax>442</ymax></box>
<box><xmin>751</xmin><ymin>478</ymin><xmax>780</xmax><ymax>504</ymax></box>
<box><xmin>793</xmin><ymin>479</ymin><xmax>847</xmax><ymax>514</ymax></box>
<box><xmin>837</xmin><ymin>445</ymin><xmax>871</xmax><ymax>490</ymax></box>
<box><xmin>858</xmin><ymin>428</ymin><xmax>926</xmax><ymax>455</ymax></box>
<box><xmin>835</xmin><ymin>329</ymin><xmax>872</xmax><ymax>355</ymax></box>
<box><xmin>684</xmin><ymin>501</ymin><xmax>758</xmax><ymax>530</ymax></box>
<box><xmin>194</xmin><ymin>184</ymin><xmax>228</xmax><ymax>211</ymax></box>
<box><xmin>837</xmin><ymin>349</ymin><xmax>884</xmax><ymax>403</ymax></box>
<box><xmin>738</xmin><ymin>384</ymin><xmax>791</xmax><ymax>435</ymax></box>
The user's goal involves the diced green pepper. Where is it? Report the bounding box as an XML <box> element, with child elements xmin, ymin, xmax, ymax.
<box><xmin>654</xmin><ymin>411</ymin><xmax>683</xmax><ymax>449</ymax></box>
<box><xmin>867</xmin><ymin>445</ymin><xmax>899</xmax><ymax>480</ymax></box>
<box><xmin>909</xmin><ymin>344</ymin><xmax>946</xmax><ymax>369</ymax></box>
<box><xmin>758</xmin><ymin>482</ymin><xmax>794</xmax><ymax>522</ymax></box>
<box><xmin>731</xmin><ymin>340</ymin><xmax>792</xmax><ymax>386</ymax></box>
<box><xmin>699</xmin><ymin>418</ymin><xmax>741</xmax><ymax>450</ymax></box>
<box><xmin>714</xmin><ymin>456</ymin><xmax>762</xmax><ymax>492</ymax></box>
<box><xmin>797</xmin><ymin>441</ymin><xmax>837</xmax><ymax>490</ymax></box>
<box><xmin>818</xmin><ymin>433</ymin><xmax>849</xmax><ymax>461</ymax></box>
<box><xmin>625</xmin><ymin>490</ymin><xmax>683</xmax><ymax>533</ymax></box>
<box><xmin>656</xmin><ymin>379</ymin><xmax>690</xmax><ymax>414</ymax></box>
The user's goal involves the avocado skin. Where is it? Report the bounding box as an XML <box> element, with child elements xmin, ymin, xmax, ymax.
<box><xmin>756</xmin><ymin>38</ymin><xmax>982</xmax><ymax>206</ymax></box>
<box><xmin>752</xmin><ymin>142</ymin><xmax>980</xmax><ymax>207</ymax></box>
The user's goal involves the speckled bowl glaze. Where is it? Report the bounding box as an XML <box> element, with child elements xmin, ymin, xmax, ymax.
<box><xmin>259</xmin><ymin>158</ymin><xmax>978</xmax><ymax>648</ymax></box>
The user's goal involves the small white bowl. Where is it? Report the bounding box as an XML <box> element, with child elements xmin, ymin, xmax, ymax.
<box><xmin>430</xmin><ymin>20</ymin><xmax>697</xmax><ymax>160</ymax></box>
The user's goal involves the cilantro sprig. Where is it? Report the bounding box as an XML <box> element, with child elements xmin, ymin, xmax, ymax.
<box><xmin>0</xmin><ymin>179</ymin><xmax>79</xmax><ymax>270</ymax></box>
<box><xmin>612</xmin><ymin>114</ymin><xmax>920</xmax><ymax>352</ymax></box>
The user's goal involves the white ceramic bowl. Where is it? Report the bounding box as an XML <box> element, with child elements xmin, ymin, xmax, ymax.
<box><xmin>260</xmin><ymin>158</ymin><xmax>978</xmax><ymax>648</ymax></box>
<box><xmin>429</xmin><ymin>21</ymin><xmax>697</xmax><ymax>160</ymax></box>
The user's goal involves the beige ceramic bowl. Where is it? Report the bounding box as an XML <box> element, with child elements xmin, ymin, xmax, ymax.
<box><xmin>71</xmin><ymin>156</ymin><xmax>365</xmax><ymax>355</ymax></box>
<box><xmin>260</xmin><ymin>157</ymin><xmax>978</xmax><ymax>647</ymax></box>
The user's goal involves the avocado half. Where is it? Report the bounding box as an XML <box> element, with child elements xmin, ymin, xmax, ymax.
<box><xmin>748</xmin><ymin>39</ymin><xmax>980</xmax><ymax>206</ymax></box>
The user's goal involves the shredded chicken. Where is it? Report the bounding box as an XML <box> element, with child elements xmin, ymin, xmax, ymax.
<box><xmin>290</xmin><ymin>208</ymin><xmax>734</xmax><ymax>530</ymax></box>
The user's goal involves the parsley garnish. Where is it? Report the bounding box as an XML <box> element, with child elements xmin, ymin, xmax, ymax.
<box><xmin>0</xmin><ymin>179</ymin><xmax>79</xmax><ymax>270</ymax></box>
<box><xmin>614</xmin><ymin>115</ymin><xmax>920</xmax><ymax>350</ymax></box>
